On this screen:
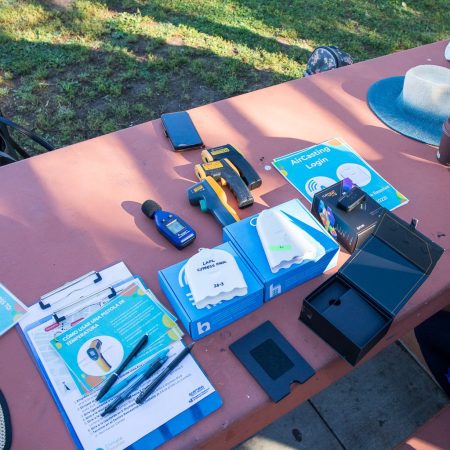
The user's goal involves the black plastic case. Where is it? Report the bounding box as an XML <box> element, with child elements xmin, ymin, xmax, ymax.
<box><xmin>299</xmin><ymin>210</ymin><xmax>444</xmax><ymax>365</ymax></box>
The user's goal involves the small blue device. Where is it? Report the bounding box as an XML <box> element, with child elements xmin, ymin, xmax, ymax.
<box><xmin>141</xmin><ymin>200</ymin><xmax>196</xmax><ymax>249</ymax></box>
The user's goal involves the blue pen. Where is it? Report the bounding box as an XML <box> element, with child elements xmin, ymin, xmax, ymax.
<box><xmin>99</xmin><ymin>365</ymin><xmax>146</xmax><ymax>402</ymax></box>
<box><xmin>100</xmin><ymin>354</ymin><xmax>169</xmax><ymax>417</ymax></box>
<box><xmin>100</xmin><ymin>350</ymin><xmax>169</xmax><ymax>402</ymax></box>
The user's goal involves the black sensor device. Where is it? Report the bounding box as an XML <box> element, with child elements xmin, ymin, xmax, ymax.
<box><xmin>141</xmin><ymin>200</ymin><xmax>196</xmax><ymax>249</ymax></box>
<box><xmin>160</xmin><ymin>111</ymin><xmax>204</xmax><ymax>151</ymax></box>
<box><xmin>337</xmin><ymin>186</ymin><xmax>366</xmax><ymax>212</ymax></box>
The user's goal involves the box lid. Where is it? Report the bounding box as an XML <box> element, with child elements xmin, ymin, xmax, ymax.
<box><xmin>340</xmin><ymin>211</ymin><xmax>444</xmax><ymax>315</ymax></box>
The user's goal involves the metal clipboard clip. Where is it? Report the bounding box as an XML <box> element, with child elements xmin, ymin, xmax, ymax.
<box><xmin>52</xmin><ymin>286</ymin><xmax>118</xmax><ymax>324</ymax></box>
<box><xmin>39</xmin><ymin>270</ymin><xmax>102</xmax><ymax>310</ymax></box>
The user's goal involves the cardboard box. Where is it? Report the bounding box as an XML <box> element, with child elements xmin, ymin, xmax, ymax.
<box><xmin>223</xmin><ymin>199</ymin><xmax>340</xmax><ymax>301</ymax></box>
<box><xmin>300</xmin><ymin>210</ymin><xmax>444</xmax><ymax>365</ymax></box>
<box><xmin>158</xmin><ymin>242</ymin><xmax>264</xmax><ymax>340</ymax></box>
<box><xmin>311</xmin><ymin>179</ymin><xmax>385</xmax><ymax>253</ymax></box>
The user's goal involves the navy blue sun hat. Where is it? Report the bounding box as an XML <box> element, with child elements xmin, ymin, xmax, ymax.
<box><xmin>367</xmin><ymin>65</ymin><xmax>450</xmax><ymax>146</ymax></box>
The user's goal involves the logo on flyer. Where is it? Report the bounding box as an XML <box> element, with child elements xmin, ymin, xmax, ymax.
<box><xmin>188</xmin><ymin>385</ymin><xmax>210</xmax><ymax>403</ymax></box>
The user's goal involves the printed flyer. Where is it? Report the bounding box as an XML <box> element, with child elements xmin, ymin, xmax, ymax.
<box><xmin>50</xmin><ymin>281</ymin><xmax>183</xmax><ymax>392</ymax></box>
<box><xmin>0</xmin><ymin>283</ymin><xmax>28</xmax><ymax>336</ymax></box>
<box><xmin>273</xmin><ymin>137</ymin><xmax>408</xmax><ymax>211</ymax></box>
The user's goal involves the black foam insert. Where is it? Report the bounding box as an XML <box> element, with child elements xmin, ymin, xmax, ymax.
<box><xmin>230</xmin><ymin>321</ymin><xmax>315</xmax><ymax>402</ymax></box>
<box><xmin>250</xmin><ymin>338</ymin><xmax>294</xmax><ymax>380</ymax></box>
<box><xmin>308</xmin><ymin>278</ymin><xmax>389</xmax><ymax>347</ymax></box>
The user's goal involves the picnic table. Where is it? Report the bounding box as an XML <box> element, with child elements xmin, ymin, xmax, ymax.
<box><xmin>0</xmin><ymin>40</ymin><xmax>449</xmax><ymax>450</ymax></box>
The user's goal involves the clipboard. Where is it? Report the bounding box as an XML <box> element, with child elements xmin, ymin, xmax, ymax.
<box><xmin>19</xmin><ymin>262</ymin><xmax>222</xmax><ymax>450</ymax></box>
<box><xmin>39</xmin><ymin>270</ymin><xmax>103</xmax><ymax>309</ymax></box>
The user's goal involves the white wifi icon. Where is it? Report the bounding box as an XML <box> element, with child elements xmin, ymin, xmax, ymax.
<box><xmin>304</xmin><ymin>176</ymin><xmax>336</xmax><ymax>198</ymax></box>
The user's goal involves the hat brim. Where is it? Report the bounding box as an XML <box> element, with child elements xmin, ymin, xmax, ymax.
<box><xmin>367</xmin><ymin>76</ymin><xmax>443</xmax><ymax>146</ymax></box>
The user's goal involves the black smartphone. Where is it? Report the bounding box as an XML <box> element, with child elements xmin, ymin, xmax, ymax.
<box><xmin>160</xmin><ymin>111</ymin><xmax>204</xmax><ymax>151</ymax></box>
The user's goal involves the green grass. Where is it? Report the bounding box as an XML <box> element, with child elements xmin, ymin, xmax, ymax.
<box><xmin>0</xmin><ymin>0</ymin><xmax>448</xmax><ymax>148</ymax></box>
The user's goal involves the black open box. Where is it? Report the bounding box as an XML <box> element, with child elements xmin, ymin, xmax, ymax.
<box><xmin>300</xmin><ymin>210</ymin><xmax>444</xmax><ymax>366</ymax></box>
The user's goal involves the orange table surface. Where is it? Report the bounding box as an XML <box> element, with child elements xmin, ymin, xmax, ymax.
<box><xmin>0</xmin><ymin>40</ymin><xmax>449</xmax><ymax>450</ymax></box>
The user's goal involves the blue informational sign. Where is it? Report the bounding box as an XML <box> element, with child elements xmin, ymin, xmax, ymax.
<box><xmin>0</xmin><ymin>283</ymin><xmax>28</xmax><ymax>336</ymax></box>
<box><xmin>272</xmin><ymin>138</ymin><xmax>408</xmax><ymax>211</ymax></box>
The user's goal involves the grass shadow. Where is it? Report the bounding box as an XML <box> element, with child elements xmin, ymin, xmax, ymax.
<box><xmin>0</xmin><ymin>26</ymin><xmax>286</xmax><ymax>148</ymax></box>
<box><xmin>0</xmin><ymin>0</ymin><xmax>448</xmax><ymax>150</ymax></box>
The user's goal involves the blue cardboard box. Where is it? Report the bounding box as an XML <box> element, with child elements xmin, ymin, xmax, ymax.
<box><xmin>158</xmin><ymin>242</ymin><xmax>264</xmax><ymax>340</ymax></box>
<box><xmin>223</xmin><ymin>199</ymin><xmax>339</xmax><ymax>301</ymax></box>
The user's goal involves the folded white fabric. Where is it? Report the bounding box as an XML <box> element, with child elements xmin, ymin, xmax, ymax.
<box><xmin>256</xmin><ymin>209</ymin><xmax>324</xmax><ymax>273</ymax></box>
<box><xmin>184</xmin><ymin>248</ymin><xmax>248</xmax><ymax>309</ymax></box>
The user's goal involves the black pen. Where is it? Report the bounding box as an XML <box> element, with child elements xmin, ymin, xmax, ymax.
<box><xmin>100</xmin><ymin>354</ymin><xmax>168</xmax><ymax>417</ymax></box>
<box><xmin>96</xmin><ymin>334</ymin><xmax>149</xmax><ymax>401</ymax></box>
<box><xmin>135</xmin><ymin>343</ymin><xmax>194</xmax><ymax>405</ymax></box>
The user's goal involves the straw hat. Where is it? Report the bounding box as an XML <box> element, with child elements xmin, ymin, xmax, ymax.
<box><xmin>367</xmin><ymin>65</ymin><xmax>450</xmax><ymax>145</ymax></box>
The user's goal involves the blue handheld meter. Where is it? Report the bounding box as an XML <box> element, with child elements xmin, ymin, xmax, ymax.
<box><xmin>141</xmin><ymin>200</ymin><xmax>196</xmax><ymax>249</ymax></box>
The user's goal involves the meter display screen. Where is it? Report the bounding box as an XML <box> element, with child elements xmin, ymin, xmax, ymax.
<box><xmin>166</xmin><ymin>219</ymin><xmax>185</xmax><ymax>234</ymax></box>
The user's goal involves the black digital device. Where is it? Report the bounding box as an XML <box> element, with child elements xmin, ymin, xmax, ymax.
<box><xmin>141</xmin><ymin>200</ymin><xmax>196</xmax><ymax>249</ymax></box>
<box><xmin>160</xmin><ymin>111</ymin><xmax>204</xmax><ymax>151</ymax></box>
<box><xmin>337</xmin><ymin>186</ymin><xmax>366</xmax><ymax>212</ymax></box>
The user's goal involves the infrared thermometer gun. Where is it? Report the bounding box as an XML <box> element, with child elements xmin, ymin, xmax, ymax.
<box><xmin>187</xmin><ymin>177</ymin><xmax>240</xmax><ymax>227</ymax></box>
<box><xmin>194</xmin><ymin>158</ymin><xmax>254</xmax><ymax>209</ymax></box>
<box><xmin>87</xmin><ymin>339</ymin><xmax>112</xmax><ymax>372</ymax></box>
<box><xmin>201</xmin><ymin>144</ymin><xmax>262</xmax><ymax>190</ymax></box>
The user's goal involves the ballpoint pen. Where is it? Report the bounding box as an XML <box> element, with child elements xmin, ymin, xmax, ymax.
<box><xmin>100</xmin><ymin>365</ymin><xmax>147</xmax><ymax>402</ymax></box>
<box><xmin>100</xmin><ymin>354</ymin><xmax>168</xmax><ymax>417</ymax></box>
<box><xmin>135</xmin><ymin>343</ymin><xmax>194</xmax><ymax>405</ymax></box>
<box><xmin>100</xmin><ymin>350</ymin><xmax>169</xmax><ymax>402</ymax></box>
<box><xmin>96</xmin><ymin>334</ymin><xmax>149</xmax><ymax>401</ymax></box>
